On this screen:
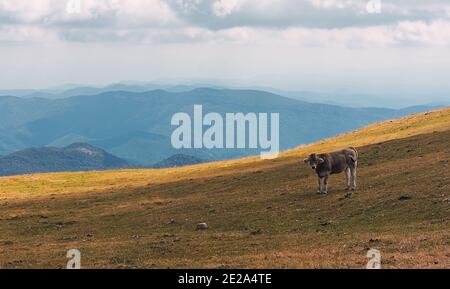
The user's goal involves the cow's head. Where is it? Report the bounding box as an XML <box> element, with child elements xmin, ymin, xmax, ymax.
<box><xmin>303</xmin><ymin>153</ymin><xmax>324</xmax><ymax>170</ymax></box>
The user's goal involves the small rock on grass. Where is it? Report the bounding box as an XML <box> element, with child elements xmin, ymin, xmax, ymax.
<box><xmin>250</xmin><ymin>229</ymin><xmax>262</xmax><ymax>235</ymax></box>
<box><xmin>320</xmin><ymin>221</ymin><xmax>332</xmax><ymax>226</ymax></box>
<box><xmin>196</xmin><ymin>223</ymin><xmax>208</xmax><ymax>230</ymax></box>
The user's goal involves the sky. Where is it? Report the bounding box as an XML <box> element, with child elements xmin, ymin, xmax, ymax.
<box><xmin>0</xmin><ymin>0</ymin><xmax>450</xmax><ymax>102</ymax></box>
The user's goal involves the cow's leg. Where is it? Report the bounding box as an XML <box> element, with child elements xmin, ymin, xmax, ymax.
<box><xmin>317</xmin><ymin>177</ymin><xmax>323</xmax><ymax>194</ymax></box>
<box><xmin>350</xmin><ymin>167</ymin><xmax>357</xmax><ymax>191</ymax></box>
<box><xmin>345</xmin><ymin>167</ymin><xmax>351</xmax><ymax>190</ymax></box>
<box><xmin>323</xmin><ymin>175</ymin><xmax>329</xmax><ymax>194</ymax></box>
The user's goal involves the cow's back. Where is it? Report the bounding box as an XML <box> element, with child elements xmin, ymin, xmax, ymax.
<box><xmin>328</xmin><ymin>152</ymin><xmax>347</xmax><ymax>174</ymax></box>
<box><xmin>329</xmin><ymin>148</ymin><xmax>358</xmax><ymax>174</ymax></box>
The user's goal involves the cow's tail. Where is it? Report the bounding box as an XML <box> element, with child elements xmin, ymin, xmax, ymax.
<box><xmin>349</xmin><ymin>147</ymin><xmax>358</xmax><ymax>163</ymax></box>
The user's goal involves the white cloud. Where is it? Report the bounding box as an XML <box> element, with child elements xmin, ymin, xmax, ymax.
<box><xmin>212</xmin><ymin>0</ymin><xmax>240</xmax><ymax>17</ymax></box>
<box><xmin>0</xmin><ymin>0</ymin><xmax>450</xmax><ymax>48</ymax></box>
<box><xmin>0</xmin><ymin>25</ymin><xmax>57</xmax><ymax>42</ymax></box>
<box><xmin>0</xmin><ymin>0</ymin><xmax>178</xmax><ymax>27</ymax></box>
<box><xmin>394</xmin><ymin>20</ymin><xmax>450</xmax><ymax>46</ymax></box>
<box><xmin>311</xmin><ymin>0</ymin><xmax>357</xmax><ymax>10</ymax></box>
<box><xmin>0</xmin><ymin>0</ymin><xmax>54</xmax><ymax>23</ymax></box>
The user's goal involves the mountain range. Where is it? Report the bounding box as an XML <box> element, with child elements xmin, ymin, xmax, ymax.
<box><xmin>2</xmin><ymin>82</ymin><xmax>449</xmax><ymax>108</ymax></box>
<box><xmin>0</xmin><ymin>143</ymin><xmax>213</xmax><ymax>176</ymax></box>
<box><xmin>0</xmin><ymin>87</ymin><xmax>441</xmax><ymax>167</ymax></box>
<box><xmin>0</xmin><ymin>143</ymin><xmax>131</xmax><ymax>176</ymax></box>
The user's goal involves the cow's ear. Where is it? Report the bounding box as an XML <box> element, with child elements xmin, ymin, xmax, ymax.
<box><xmin>317</xmin><ymin>158</ymin><xmax>324</xmax><ymax>164</ymax></box>
<box><xmin>303</xmin><ymin>158</ymin><xmax>309</xmax><ymax>163</ymax></box>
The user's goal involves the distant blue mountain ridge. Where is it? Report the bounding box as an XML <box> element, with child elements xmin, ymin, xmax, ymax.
<box><xmin>0</xmin><ymin>87</ymin><xmax>442</xmax><ymax>166</ymax></box>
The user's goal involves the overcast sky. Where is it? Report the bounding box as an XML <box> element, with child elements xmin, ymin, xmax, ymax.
<box><xmin>0</xmin><ymin>0</ymin><xmax>450</xmax><ymax>99</ymax></box>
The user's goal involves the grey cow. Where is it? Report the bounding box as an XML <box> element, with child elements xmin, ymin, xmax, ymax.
<box><xmin>303</xmin><ymin>147</ymin><xmax>358</xmax><ymax>195</ymax></box>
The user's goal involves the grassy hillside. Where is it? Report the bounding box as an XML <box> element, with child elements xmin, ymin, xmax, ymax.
<box><xmin>0</xmin><ymin>108</ymin><xmax>449</xmax><ymax>268</ymax></box>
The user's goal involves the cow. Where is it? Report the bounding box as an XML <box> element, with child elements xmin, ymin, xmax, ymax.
<box><xmin>303</xmin><ymin>147</ymin><xmax>358</xmax><ymax>196</ymax></box>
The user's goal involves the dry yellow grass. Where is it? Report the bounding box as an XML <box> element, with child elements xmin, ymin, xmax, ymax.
<box><xmin>0</xmin><ymin>107</ymin><xmax>449</xmax><ymax>268</ymax></box>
